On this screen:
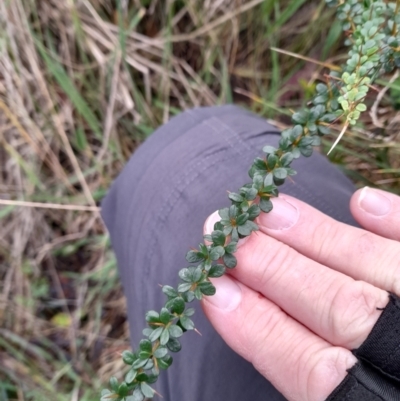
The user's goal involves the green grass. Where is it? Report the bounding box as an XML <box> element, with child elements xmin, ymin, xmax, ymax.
<box><xmin>0</xmin><ymin>0</ymin><xmax>399</xmax><ymax>400</ymax></box>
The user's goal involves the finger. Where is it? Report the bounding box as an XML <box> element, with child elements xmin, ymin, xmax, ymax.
<box><xmin>204</xmin><ymin>212</ymin><xmax>388</xmax><ymax>349</ymax></box>
<box><xmin>350</xmin><ymin>187</ymin><xmax>400</xmax><ymax>241</ymax></box>
<box><xmin>256</xmin><ymin>195</ymin><xmax>400</xmax><ymax>296</ymax></box>
<box><xmin>202</xmin><ymin>274</ymin><xmax>357</xmax><ymax>401</ymax></box>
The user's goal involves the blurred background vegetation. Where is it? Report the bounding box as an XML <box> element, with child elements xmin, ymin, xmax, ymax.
<box><xmin>0</xmin><ymin>0</ymin><xmax>399</xmax><ymax>400</ymax></box>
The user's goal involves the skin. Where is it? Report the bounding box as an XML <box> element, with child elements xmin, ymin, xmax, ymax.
<box><xmin>201</xmin><ymin>187</ymin><xmax>400</xmax><ymax>401</ymax></box>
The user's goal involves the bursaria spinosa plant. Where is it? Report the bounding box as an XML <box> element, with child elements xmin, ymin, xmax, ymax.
<box><xmin>101</xmin><ymin>1</ymin><xmax>400</xmax><ymax>400</ymax></box>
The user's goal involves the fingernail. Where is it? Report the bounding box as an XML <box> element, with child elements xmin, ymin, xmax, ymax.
<box><xmin>359</xmin><ymin>187</ymin><xmax>392</xmax><ymax>217</ymax></box>
<box><xmin>204</xmin><ymin>210</ymin><xmax>220</xmax><ymax>234</ymax></box>
<box><xmin>258</xmin><ymin>197</ymin><xmax>299</xmax><ymax>230</ymax></box>
<box><xmin>205</xmin><ymin>275</ymin><xmax>242</xmax><ymax>311</ymax></box>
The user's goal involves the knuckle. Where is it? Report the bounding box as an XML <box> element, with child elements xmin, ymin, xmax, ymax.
<box><xmin>329</xmin><ymin>280</ymin><xmax>383</xmax><ymax>348</ymax></box>
<box><xmin>355</xmin><ymin>232</ymin><xmax>379</xmax><ymax>255</ymax></box>
<box><xmin>305</xmin><ymin>347</ymin><xmax>354</xmax><ymax>401</ymax></box>
<box><xmin>241</xmin><ymin>302</ymin><xmax>285</xmax><ymax>365</ymax></box>
<box><xmin>310</xmin><ymin>219</ymin><xmax>340</xmax><ymax>262</ymax></box>
<box><xmin>249</xmin><ymin>240</ymin><xmax>296</xmax><ymax>288</ymax></box>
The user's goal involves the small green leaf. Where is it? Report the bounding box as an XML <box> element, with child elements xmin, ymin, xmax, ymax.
<box><xmin>139</xmin><ymin>339</ymin><xmax>152</xmax><ymax>353</ymax></box>
<box><xmin>169</xmin><ymin>324</ymin><xmax>183</xmax><ymax>338</ymax></box>
<box><xmin>166</xmin><ymin>338</ymin><xmax>181</xmax><ymax>352</ymax></box>
<box><xmin>126</xmin><ymin>389</ymin><xmax>145</xmax><ymax>401</ymax></box>
<box><xmin>194</xmin><ymin>287</ymin><xmax>203</xmax><ymax>300</ymax></box>
<box><xmin>236</xmin><ymin>212</ymin><xmax>249</xmax><ymax>226</ymax></box>
<box><xmin>159</xmin><ymin>308</ymin><xmax>171</xmax><ymax>325</ymax></box>
<box><xmin>298</xmin><ymin>137</ymin><xmax>314</xmax><ymax>147</ymax></box>
<box><xmin>166</xmin><ymin>297</ymin><xmax>185</xmax><ymax>314</ymax></box>
<box><xmin>210</xmin><ymin>246</ymin><xmax>225</xmax><ymax>260</ymax></box>
<box><xmin>109</xmin><ymin>377</ymin><xmax>119</xmax><ymax>392</ymax></box>
<box><xmin>160</xmin><ymin>328</ymin><xmax>170</xmax><ymax>345</ymax></box>
<box><xmin>146</xmin><ymin>310</ymin><xmax>160</xmax><ymax>323</ymax></box>
<box><xmin>178</xmin><ymin>282</ymin><xmax>192</xmax><ymax>293</ymax></box>
<box><xmin>211</xmin><ymin>230</ymin><xmax>226</xmax><ymax>246</ymax></box>
<box><xmin>198</xmin><ymin>281</ymin><xmax>216</xmax><ymax>296</ymax></box>
<box><xmin>139</xmin><ymin>350</ymin><xmax>151</xmax><ymax>360</ymax></box>
<box><xmin>180</xmin><ymin>316</ymin><xmax>195</xmax><ymax>330</ymax></box>
<box><xmin>311</xmin><ymin>136</ymin><xmax>321</xmax><ymax>146</ymax></box>
<box><xmin>100</xmin><ymin>389</ymin><xmax>113</xmax><ymax>401</ymax></box>
<box><xmin>237</xmin><ymin>223</ymin><xmax>251</xmax><ymax>236</ymax></box>
<box><xmin>153</xmin><ymin>347</ymin><xmax>168</xmax><ymax>358</ymax></box>
<box><xmin>262</xmin><ymin>145</ymin><xmax>277</xmax><ymax>154</ymax></box>
<box><xmin>263</xmin><ymin>173</ymin><xmax>274</xmax><ymax>187</ymax></box>
<box><xmin>143</xmin><ymin>328</ymin><xmax>153</xmax><ymax>337</ymax></box>
<box><xmin>140</xmin><ymin>382</ymin><xmax>155</xmax><ymax>398</ymax></box>
<box><xmin>292</xmin><ymin>109</ymin><xmax>309</xmax><ymax>124</ymax></box>
<box><xmin>244</xmin><ymin>187</ymin><xmax>258</xmax><ymax>201</ymax></box>
<box><xmin>299</xmin><ymin>146</ymin><xmax>313</xmax><ymax>157</ymax></box>
<box><xmin>208</xmin><ymin>264</ymin><xmax>226</xmax><ymax>278</ymax></box>
<box><xmin>318</xmin><ymin>125</ymin><xmax>330</xmax><ymax>135</ymax></box>
<box><xmin>223</xmin><ymin>253</ymin><xmax>237</xmax><ymax>269</ymax></box>
<box><xmin>125</xmin><ymin>368</ymin><xmax>138</xmax><ymax>384</ymax></box>
<box><xmin>340</xmin><ymin>99</ymin><xmax>349</xmax><ymax>111</ymax></box>
<box><xmin>260</xmin><ymin>198</ymin><xmax>273</xmax><ymax>213</ymax></box>
<box><xmin>132</xmin><ymin>358</ymin><xmax>149</xmax><ymax>369</ymax></box>
<box><xmin>273</xmin><ymin>168</ymin><xmax>288</xmax><ymax>180</ymax></box>
<box><xmin>267</xmin><ymin>154</ymin><xmax>278</xmax><ymax>170</ymax></box>
<box><xmin>292</xmin><ymin>147</ymin><xmax>301</xmax><ymax>158</ymax></box>
<box><xmin>229</xmin><ymin>205</ymin><xmax>239</xmax><ymax>219</ymax></box>
<box><xmin>218</xmin><ymin>208</ymin><xmax>230</xmax><ymax>220</ymax></box>
<box><xmin>118</xmin><ymin>383</ymin><xmax>128</xmax><ymax>397</ymax></box>
<box><xmin>253</xmin><ymin>157</ymin><xmax>267</xmax><ymax>170</ymax></box>
<box><xmin>184</xmin><ymin>291</ymin><xmax>195</xmax><ymax>303</ymax></box>
<box><xmin>186</xmin><ymin>250</ymin><xmax>204</xmax><ymax>263</ymax></box>
<box><xmin>314</xmin><ymin>95</ymin><xmax>328</xmax><ymax>104</ymax></box>
<box><xmin>148</xmin><ymin>327</ymin><xmax>163</xmax><ymax>342</ymax></box>
<box><xmin>356</xmin><ymin>103</ymin><xmax>367</xmax><ymax>111</ymax></box>
<box><xmin>162</xmin><ymin>285</ymin><xmax>178</xmax><ymax>298</ymax></box>
<box><xmin>179</xmin><ymin>268</ymin><xmax>191</xmax><ymax>282</ymax></box>
<box><xmin>310</xmin><ymin>104</ymin><xmax>326</xmax><ymax>120</ymax></box>
<box><xmin>158</xmin><ymin>355</ymin><xmax>173</xmax><ymax>370</ymax></box>
<box><xmin>292</xmin><ymin>125</ymin><xmax>303</xmax><ymax>138</ymax></box>
<box><xmin>228</xmin><ymin>193</ymin><xmax>244</xmax><ymax>203</ymax></box>
<box><xmin>136</xmin><ymin>372</ymin><xmax>149</xmax><ymax>382</ymax></box>
<box><xmin>122</xmin><ymin>350</ymin><xmax>136</xmax><ymax>365</ymax></box>
<box><xmin>189</xmin><ymin>266</ymin><xmax>202</xmax><ymax>282</ymax></box>
<box><xmin>225</xmin><ymin>242</ymin><xmax>237</xmax><ymax>254</ymax></box>
<box><xmin>222</xmin><ymin>224</ymin><xmax>233</xmax><ymax>237</ymax></box>
<box><xmin>252</xmin><ymin>174</ymin><xmax>263</xmax><ymax>188</ymax></box>
<box><xmin>184</xmin><ymin>307</ymin><xmax>195</xmax><ymax>316</ymax></box>
<box><xmin>280</xmin><ymin>153</ymin><xmax>294</xmax><ymax>167</ymax></box>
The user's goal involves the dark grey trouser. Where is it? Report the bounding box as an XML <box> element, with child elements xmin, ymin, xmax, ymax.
<box><xmin>101</xmin><ymin>105</ymin><xmax>357</xmax><ymax>401</ymax></box>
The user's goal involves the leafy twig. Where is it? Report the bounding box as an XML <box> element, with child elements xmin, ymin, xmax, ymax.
<box><xmin>102</xmin><ymin>1</ymin><xmax>400</xmax><ymax>399</ymax></box>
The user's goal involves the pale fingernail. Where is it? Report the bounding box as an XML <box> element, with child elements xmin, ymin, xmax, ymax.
<box><xmin>359</xmin><ymin>187</ymin><xmax>392</xmax><ymax>217</ymax></box>
<box><xmin>204</xmin><ymin>210</ymin><xmax>220</xmax><ymax>234</ymax></box>
<box><xmin>258</xmin><ymin>197</ymin><xmax>299</xmax><ymax>230</ymax></box>
<box><xmin>205</xmin><ymin>275</ymin><xmax>242</xmax><ymax>311</ymax></box>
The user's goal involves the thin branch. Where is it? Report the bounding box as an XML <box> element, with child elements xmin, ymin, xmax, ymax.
<box><xmin>0</xmin><ymin>199</ymin><xmax>100</xmax><ymax>212</ymax></box>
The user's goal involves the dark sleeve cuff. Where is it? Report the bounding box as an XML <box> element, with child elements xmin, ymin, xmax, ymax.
<box><xmin>326</xmin><ymin>294</ymin><xmax>400</xmax><ymax>401</ymax></box>
<box><xmin>326</xmin><ymin>361</ymin><xmax>400</xmax><ymax>401</ymax></box>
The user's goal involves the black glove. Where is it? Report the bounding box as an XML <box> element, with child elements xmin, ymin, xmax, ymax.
<box><xmin>326</xmin><ymin>294</ymin><xmax>400</xmax><ymax>401</ymax></box>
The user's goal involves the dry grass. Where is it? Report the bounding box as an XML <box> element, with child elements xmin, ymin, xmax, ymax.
<box><xmin>0</xmin><ymin>0</ymin><xmax>399</xmax><ymax>400</ymax></box>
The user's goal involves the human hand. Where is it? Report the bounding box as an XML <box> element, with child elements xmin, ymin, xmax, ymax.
<box><xmin>202</xmin><ymin>187</ymin><xmax>400</xmax><ymax>401</ymax></box>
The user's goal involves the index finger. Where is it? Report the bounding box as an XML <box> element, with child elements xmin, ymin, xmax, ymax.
<box><xmin>256</xmin><ymin>194</ymin><xmax>400</xmax><ymax>295</ymax></box>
